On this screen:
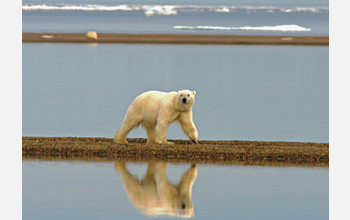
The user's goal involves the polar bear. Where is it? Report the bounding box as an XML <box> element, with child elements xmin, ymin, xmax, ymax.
<box><xmin>114</xmin><ymin>90</ymin><xmax>198</xmax><ymax>144</ymax></box>
<box><xmin>114</xmin><ymin>161</ymin><xmax>198</xmax><ymax>218</ymax></box>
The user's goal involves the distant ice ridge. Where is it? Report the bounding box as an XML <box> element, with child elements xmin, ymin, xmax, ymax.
<box><xmin>22</xmin><ymin>4</ymin><xmax>328</xmax><ymax>15</ymax></box>
<box><xmin>174</xmin><ymin>25</ymin><xmax>311</xmax><ymax>32</ymax></box>
<box><xmin>144</xmin><ymin>6</ymin><xmax>177</xmax><ymax>16</ymax></box>
<box><xmin>22</xmin><ymin>4</ymin><xmax>134</xmax><ymax>11</ymax></box>
<box><xmin>22</xmin><ymin>4</ymin><xmax>177</xmax><ymax>16</ymax></box>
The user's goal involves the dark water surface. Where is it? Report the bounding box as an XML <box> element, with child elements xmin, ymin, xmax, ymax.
<box><xmin>22</xmin><ymin>43</ymin><xmax>328</xmax><ymax>143</ymax></box>
<box><xmin>22</xmin><ymin>160</ymin><xmax>329</xmax><ymax>220</ymax></box>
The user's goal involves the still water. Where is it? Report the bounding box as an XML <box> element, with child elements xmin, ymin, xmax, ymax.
<box><xmin>22</xmin><ymin>160</ymin><xmax>328</xmax><ymax>220</ymax></box>
<box><xmin>22</xmin><ymin>43</ymin><xmax>328</xmax><ymax>143</ymax></box>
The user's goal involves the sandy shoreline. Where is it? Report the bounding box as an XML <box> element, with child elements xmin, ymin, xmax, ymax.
<box><xmin>22</xmin><ymin>137</ymin><xmax>329</xmax><ymax>166</ymax></box>
<box><xmin>22</xmin><ymin>33</ymin><xmax>329</xmax><ymax>46</ymax></box>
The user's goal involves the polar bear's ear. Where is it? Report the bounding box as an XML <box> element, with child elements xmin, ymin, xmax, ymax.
<box><xmin>192</xmin><ymin>91</ymin><xmax>196</xmax><ymax>96</ymax></box>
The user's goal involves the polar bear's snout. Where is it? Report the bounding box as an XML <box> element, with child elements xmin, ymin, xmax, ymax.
<box><xmin>182</xmin><ymin>98</ymin><xmax>187</xmax><ymax>103</ymax></box>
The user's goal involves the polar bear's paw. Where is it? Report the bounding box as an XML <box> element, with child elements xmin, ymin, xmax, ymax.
<box><xmin>190</xmin><ymin>138</ymin><xmax>198</xmax><ymax>144</ymax></box>
<box><xmin>113</xmin><ymin>133</ymin><xmax>129</xmax><ymax>144</ymax></box>
<box><xmin>155</xmin><ymin>140</ymin><xmax>174</xmax><ymax>145</ymax></box>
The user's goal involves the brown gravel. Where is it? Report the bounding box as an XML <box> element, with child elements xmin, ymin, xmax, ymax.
<box><xmin>22</xmin><ymin>33</ymin><xmax>329</xmax><ymax>46</ymax></box>
<box><xmin>22</xmin><ymin>137</ymin><xmax>329</xmax><ymax>166</ymax></box>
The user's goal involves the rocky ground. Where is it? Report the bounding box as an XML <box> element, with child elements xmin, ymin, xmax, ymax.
<box><xmin>22</xmin><ymin>137</ymin><xmax>329</xmax><ymax>166</ymax></box>
<box><xmin>22</xmin><ymin>33</ymin><xmax>329</xmax><ymax>46</ymax></box>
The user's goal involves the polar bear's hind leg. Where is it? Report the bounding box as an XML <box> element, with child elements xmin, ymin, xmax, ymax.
<box><xmin>114</xmin><ymin>115</ymin><xmax>142</xmax><ymax>143</ymax></box>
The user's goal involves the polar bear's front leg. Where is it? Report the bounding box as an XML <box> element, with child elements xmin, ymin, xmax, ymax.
<box><xmin>179</xmin><ymin>112</ymin><xmax>198</xmax><ymax>144</ymax></box>
<box><xmin>184</xmin><ymin>125</ymin><xmax>198</xmax><ymax>144</ymax></box>
<box><xmin>153</xmin><ymin>115</ymin><xmax>174</xmax><ymax>145</ymax></box>
<box><xmin>146</xmin><ymin>126</ymin><xmax>157</xmax><ymax>143</ymax></box>
<box><xmin>154</xmin><ymin>122</ymin><xmax>174</xmax><ymax>144</ymax></box>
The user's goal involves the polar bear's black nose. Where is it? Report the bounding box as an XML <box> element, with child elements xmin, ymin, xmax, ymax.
<box><xmin>182</xmin><ymin>98</ymin><xmax>187</xmax><ymax>103</ymax></box>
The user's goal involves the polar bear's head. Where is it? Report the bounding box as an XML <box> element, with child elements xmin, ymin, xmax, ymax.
<box><xmin>176</xmin><ymin>90</ymin><xmax>196</xmax><ymax>110</ymax></box>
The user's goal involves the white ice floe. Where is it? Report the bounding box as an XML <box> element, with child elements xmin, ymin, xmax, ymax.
<box><xmin>22</xmin><ymin>4</ymin><xmax>136</xmax><ymax>11</ymax></box>
<box><xmin>214</xmin><ymin>7</ymin><xmax>231</xmax><ymax>13</ymax></box>
<box><xmin>143</xmin><ymin>5</ymin><xmax>177</xmax><ymax>16</ymax></box>
<box><xmin>174</xmin><ymin>25</ymin><xmax>311</xmax><ymax>32</ymax></box>
<box><xmin>22</xmin><ymin>4</ymin><xmax>328</xmax><ymax>13</ymax></box>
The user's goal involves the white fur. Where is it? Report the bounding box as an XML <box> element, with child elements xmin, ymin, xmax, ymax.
<box><xmin>86</xmin><ymin>31</ymin><xmax>98</xmax><ymax>39</ymax></box>
<box><xmin>114</xmin><ymin>90</ymin><xmax>198</xmax><ymax>144</ymax></box>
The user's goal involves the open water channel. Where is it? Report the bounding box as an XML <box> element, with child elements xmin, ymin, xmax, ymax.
<box><xmin>23</xmin><ymin>160</ymin><xmax>328</xmax><ymax>219</ymax></box>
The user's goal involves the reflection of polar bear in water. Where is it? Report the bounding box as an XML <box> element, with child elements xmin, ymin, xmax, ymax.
<box><xmin>114</xmin><ymin>162</ymin><xmax>198</xmax><ymax>218</ymax></box>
